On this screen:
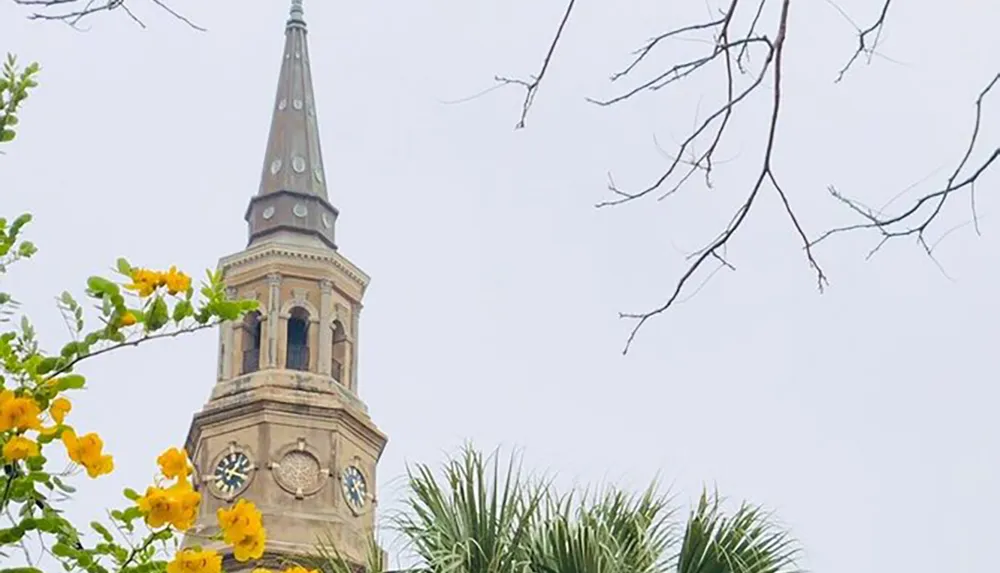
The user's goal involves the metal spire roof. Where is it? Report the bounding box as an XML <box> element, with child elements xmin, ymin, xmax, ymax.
<box><xmin>245</xmin><ymin>0</ymin><xmax>339</xmax><ymax>250</ymax></box>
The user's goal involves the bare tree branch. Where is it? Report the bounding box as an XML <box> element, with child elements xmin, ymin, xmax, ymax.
<box><xmin>495</xmin><ymin>0</ymin><xmax>576</xmax><ymax>129</ymax></box>
<box><xmin>11</xmin><ymin>0</ymin><xmax>204</xmax><ymax>30</ymax></box>
<box><xmin>491</xmin><ymin>0</ymin><xmax>999</xmax><ymax>354</ymax></box>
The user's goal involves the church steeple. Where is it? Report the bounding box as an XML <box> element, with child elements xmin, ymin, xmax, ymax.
<box><xmin>245</xmin><ymin>0</ymin><xmax>339</xmax><ymax>251</ymax></box>
<box><xmin>182</xmin><ymin>3</ymin><xmax>386</xmax><ymax>568</ymax></box>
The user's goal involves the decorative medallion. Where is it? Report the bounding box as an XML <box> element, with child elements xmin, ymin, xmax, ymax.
<box><xmin>321</xmin><ymin>213</ymin><xmax>332</xmax><ymax>229</ymax></box>
<box><xmin>293</xmin><ymin>203</ymin><xmax>308</xmax><ymax>218</ymax></box>
<box><xmin>278</xmin><ymin>98</ymin><xmax>287</xmax><ymax>111</ymax></box>
<box><xmin>273</xmin><ymin>450</ymin><xmax>323</xmax><ymax>498</ymax></box>
<box><xmin>270</xmin><ymin>158</ymin><xmax>282</xmax><ymax>174</ymax></box>
<box><xmin>341</xmin><ymin>465</ymin><xmax>368</xmax><ymax>514</ymax></box>
<box><xmin>262</xmin><ymin>206</ymin><xmax>275</xmax><ymax>220</ymax></box>
<box><xmin>292</xmin><ymin>156</ymin><xmax>306</xmax><ymax>173</ymax></box>
<box><xmin>206</xmin><ymin>445</ymin><xmax>256</xmax><ymax>500</ymax></box>
<box><xmin>293</xmin><ymin>98</ymin><xmax>303</xmax><ymax>110</ymax></box>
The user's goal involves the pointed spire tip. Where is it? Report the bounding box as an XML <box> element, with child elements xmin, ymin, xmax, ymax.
<box><xmin>289</xmin><ymin>0</ymin><xmax>305</xmax><ymax>25</ymax></box>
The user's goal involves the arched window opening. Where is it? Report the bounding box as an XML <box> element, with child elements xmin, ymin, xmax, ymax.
<box><xmin>241</xmin><ymin>311</ymin><xmax>263</xmax><ymax>374</ymax></box>
<box><xmin>331</xmin><ymin>320</ymin><xmax>347</xmax><ymax>384</ymax></box>
<box><xmin>286</xmin><ymin>307</ymin><xmax>310</xmax><ymax>371</ymax></box>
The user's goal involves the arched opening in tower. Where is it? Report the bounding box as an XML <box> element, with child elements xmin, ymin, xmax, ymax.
<box><xmin>286</xmin><ymin>307</ymin><xmax>310</xmax><ymax>371</ymax></box>
<box><xmin>241</xmin><ymin>311</ymin><xmax>263</xmax><ymax>374</ymax></box>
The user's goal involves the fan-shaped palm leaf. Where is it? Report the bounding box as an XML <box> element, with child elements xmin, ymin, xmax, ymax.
<box><xmin>392</xmin><ymin>445</ymin><xmax>545</xmax><ymax>573</ymax></box>
<box><xmin>675</xmin><ymin>490</ymin><xmax>799</xmax><ymax>573</ymax></box>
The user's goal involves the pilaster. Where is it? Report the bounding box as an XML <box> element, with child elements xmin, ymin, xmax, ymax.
<box><xmin>318</xmin><ymin>279</ymin><xmax>334</xmax><ymax>376</ymax></box>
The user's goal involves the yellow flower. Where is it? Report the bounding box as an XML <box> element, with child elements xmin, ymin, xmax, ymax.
<box><xmin>166</xmin><ymin>549</ymin><xmax>222</xmax><ymax>573</ymax></box>
<box><xmin>0</xmin><ymin>390</ymin><xmax>42</xmax><ymax>432</ymax></box>
<box><xmin>62</xmin><ymin>429</ymin><xmax>114</xmax><ymax>478</ymax></box>
<box><xmin>282</xmin><ymin>567</ymin><xmax>320</xmax><ymax>573</ymax></box>
<box><xmin>252</xmin><ymin>569</ymin><xmax>274</xmax><ymax>573</ymax></box>
<box><xmin>218</xmin><ymin>499</ymin><xmax>266</xmax><ymax>561</ymax></box>
<box><xmin>136</xmin><ymin>480</ymin><xmax>201</xmax><ymax>531</ymax></box>
<box><xmin>2</xmin><ymin>435</ymin><xmax>39</xmax><ymax>461</ymax></box>
<box><xmin>164</xmin><ymin>266</ymin><xmax>191</xmax><ymax>296</ymax></box>
<box><xmin>167</xmin><ymin>480</ymin><xmax>201</xmax><ymax>531</ymax></box>
<box><xmin>232</xmin><ymin>527</ymin><xmax>266</xmax><ymax>562</ymax></box>
<box><xmin>120</xmin><ymin>311</ymin><xmax>137</xmax><ymax>327</ymax></box>
<box><xmin>136</xmin><ymin>486</ymin><xmax>175</xmax><ymax>528</ymax></box>
<box><xmin>125</xmin><ymin>268</ymin><xmax>164</xmax><ymax>297</ymax></box>
<box><xmin>50</xmin><ymin>397</ymin><xmax>71</xmax><ymax>425</ymax></box>
<box><xmin>157</xmin><ymin>447</ymin><xmax>191</xmax><ymax>480</ymax></box>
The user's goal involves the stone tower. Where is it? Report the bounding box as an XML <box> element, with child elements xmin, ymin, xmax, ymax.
<box><xmin>182</xmin><ymin>1</ymin><xmax>387</xmax><ymax>569</ymax></box>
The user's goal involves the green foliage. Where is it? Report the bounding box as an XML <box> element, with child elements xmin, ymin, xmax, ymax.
<box><xmin>0</xmin><ymin>55</ymin><xmax>259</xmax><ymax>573</ymax></box>
<box><xmin>386</xmin><ymin>445</ymin><xmax>799</xmax><ymax>573</ymax></box>
<box><xmin>0</xmin><ymin>54</ymin><xmax>39</xmax><ymax>145</ymax></box>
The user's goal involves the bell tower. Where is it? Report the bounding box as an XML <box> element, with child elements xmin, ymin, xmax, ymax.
<box><xmin>183</xmin><ymin>1</ymin><xmax>387</xmax><ymax>569</ymax></box>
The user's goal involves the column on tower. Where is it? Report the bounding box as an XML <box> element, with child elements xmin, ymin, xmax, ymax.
<box><xmin>266</xmin><ymin>273</ymin><xmax>282</xmax><ymax>368</ymax></box>
<box><xmin>318</xmin><ymin>280</ymin><xmax>334</xmax><ymax>376</ymax></box>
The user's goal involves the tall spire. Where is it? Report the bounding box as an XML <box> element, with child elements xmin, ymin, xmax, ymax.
<box><xmin>245</xmin><ymin>0</ymin><xmax>339</xmax><ymax>250</ymax></box>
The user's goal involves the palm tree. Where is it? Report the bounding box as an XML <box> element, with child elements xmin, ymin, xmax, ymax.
<box><xmin>304</xmin><ymin>445</ymin><xmax>800</xmax><ymax>573</ymax></box>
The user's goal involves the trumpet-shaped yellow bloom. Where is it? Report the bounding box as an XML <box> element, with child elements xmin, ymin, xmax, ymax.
<box><xmin>233</xmin><ymin>527</ymin><xmax>267</xmax><ymax>561</ymax></box>
<box><xmin>120</xmin><ymin>311</ymin><xmax>137</xmax><ymax>326</ymax></box>
<box><xmin>0</xmin><ymin>391</ymin><xmax>42</xmax><ymax>432</ymax></box>
<box><xmin>62</xmin><ymin>429</ymin><xmax>114</xmax><ymax>478</ymax></box>
<box><xmin>2</xmin><ymin>435</ymin><xmax>39</xmax><ymax>460</ymax></box>
<box><xmin>125</xmin><ymin>268</ymin><xmax>164</xmax><ymax>297</ymax></box>
<box><xmin>50</xmin><ymin>397</ymin><xmax>71</xmax><ymax>425</ymax></box>
<box><xmin>218</xmin><ymin>499</ymin><xmax>267</xmax><ymax>561</ymax></box>
<box><xmin>136</xmin><ymin>479</ymin><xmax>201</xmax><ymax>531</ymax></box>
<box><xmin>166</xmin><ymin>549</ymin><xmax>222</xmax><ymax>573</ymax></box>
<box><xmin>157</xmin><ymin>447</ymin><xmax>191</xmax><ymax>480</ymax></box>
<box><xmin>282</xmin><ymin>567</ymin><xmax>320</xmax><ymax>573</ymax></box>
<box><xmin>164</xmin><ymin>266</ymin><xmax>191</xmax><ymax>295</ymax></box>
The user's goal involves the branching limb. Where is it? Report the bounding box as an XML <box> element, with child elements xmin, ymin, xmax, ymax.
<box><xmin>811</xmin><ymin>73</ymin><xmax>1000</xmax><ymax>260</ymax></box>
<box><xmin>11</xmin><ymin>0</ymin><xmax>204</xmax><ymax>30</ymax></box>
<box><xmin>495</xmin><ymin>0</ymin><xmax>576</xmax><ymax>129</ymax></box>
<box><xmin>493</xmin><ymin>0</ymin><xmax>997</xmax><ymax>353</ymax></box>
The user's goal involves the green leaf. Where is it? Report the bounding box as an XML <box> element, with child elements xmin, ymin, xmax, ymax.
<box><xmin>90</xmin><ymin>521</ymin><xmax>113</xmax><ymax>543</ymax></box>
<box><xmin>36</xmin><ymin>356</ymin><xmax>58</xmax><ymax>374</ymax></box>
<box><xmin>116</xmin><ymin>257</ymin><xmax>132</xmax><ymax>276</ymax></box>
<box><xmin>55</xmin><ymin>374</ymin><xmax>86</xmax><ymax>391</ymax></box>
<box><xmin>52</xmin><ymin>476</ymin><xmax>76</xmax><ymax>493</ymax></box>
<box><xmin>0</xmin><ymin>129</ymin><xmax>15</xmax><ymax>142</ymax></box>
<box><xmin>145</xmin><ymin>296</ymin><xmax>169</xmax><ymax>331</ymax></box>
<box><xmin>123</xmin><ymin>488</ymin><xmax>140</xmax><ymax>501</ymax></box>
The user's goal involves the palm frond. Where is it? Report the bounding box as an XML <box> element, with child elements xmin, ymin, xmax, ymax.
<box><xmin>391</xmin><ymin>444</ymin><xmax>545</xmax><ymax>573</ymax></box>
<box><xmin>300</xmin><ymin>530</ymin><xmax>386</xmax><ymax>573</ymax></box>
<box><xmin>675</xmin><ymin>489</ymin><xmax>800</xmax><ymax>573</ymax></box>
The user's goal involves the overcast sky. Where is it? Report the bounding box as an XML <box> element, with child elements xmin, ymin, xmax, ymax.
<box><xmin>2</xmin><ymin>0</ymin><xmax>998</xmax><ymax>571</ymax></box>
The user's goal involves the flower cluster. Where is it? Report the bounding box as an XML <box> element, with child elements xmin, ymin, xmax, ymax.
<box><xmin>0</xmin><ymin>390</ymin><xmax>113</xmax><ymax>478</ymax></box>
<box><xmin>217</xmin><ymin>498</ymin><xmax>267</xmax><ymax>561</ymax></box>
<box><xmin>135</xmin><ymin>448</ymin><xmax>268</xmax><ymax>572</ymax></box>
<box><xmin>136</xmin><ymin>447</ymin><xmax>201</xmax><ymax>531</ymax></box>
<box><xmin>125</xmin><ymin>266</ymin><xmax>192</xmax><ymax>297</ymax></box>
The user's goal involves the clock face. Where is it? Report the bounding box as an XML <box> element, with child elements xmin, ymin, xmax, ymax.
<box><xmin>214</xmin><ymin>452</ymin><xmax>252</xmax><ymax>495</ymax></box>
<box><xmin>341</xmin><ymin>465</ymin><xmax>367</xmax><ymax>511</ymax></box>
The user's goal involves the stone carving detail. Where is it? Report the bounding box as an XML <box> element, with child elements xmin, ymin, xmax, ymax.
<box><xmin>271</xmin><ymin>441</ymin><xmax>327</xmax><ymax>499</ymax></box>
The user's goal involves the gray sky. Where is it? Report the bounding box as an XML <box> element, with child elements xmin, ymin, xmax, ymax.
<box><xmin>2</xmin><ymin>0</ymin><xmax>998</xmax><ymax>571</ymax></box>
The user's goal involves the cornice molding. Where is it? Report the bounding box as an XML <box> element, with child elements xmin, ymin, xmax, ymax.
<box><xmin>218</xmin><ymin>242</ymin><xmax>369</xmax><ymax>293</ymax></box>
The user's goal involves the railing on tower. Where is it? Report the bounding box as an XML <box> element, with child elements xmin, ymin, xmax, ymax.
<box><xmin>286</xmin><ymin>344</ymin><xmax>309</xmax><ymax>371</ymax></box>
<box><xmin>242</xmin><ymin>348</ymin><xmax>260</xmax><ymax>374</ymax></box>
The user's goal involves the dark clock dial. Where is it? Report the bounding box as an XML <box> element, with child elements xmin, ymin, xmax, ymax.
<box><xmin>214</xmin><ymin>452</ymin><xmax>252</xmax><ymax>495</ymax></box>
<box><xmin>341</xmin><ymin>465</ymin><xmax>367</xmax><ymax>510</ymax></box>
